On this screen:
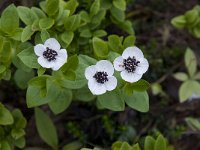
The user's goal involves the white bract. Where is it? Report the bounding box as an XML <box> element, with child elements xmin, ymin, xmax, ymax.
<box><xmin>34</xmin><ymin>38</ymin><xmax>68</xmax><ymax>71</ymax></box>
<box><xmin>189</xmin><ymin>93</ymin><xmax>200</xmax><ymax>101</ymax></box>
<box><xmin>113</xmin><ymin>46</ymin><xmax>149</xmax><ymax>83</ymax></box>
<box><xmin>85</xmin><ymin>60</ymin><xmax>117</xmax><ymax>95</ymax></box>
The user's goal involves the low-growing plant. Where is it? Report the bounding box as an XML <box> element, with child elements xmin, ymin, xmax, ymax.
<box><xmin>0</xmin><ymin>0</ymin><xmax>150</xmax><ymax>115</ymax></box>
<box><xmin>0</xmin><ymin>103</ymin><xmax>27</xmax><ymax>150</ymax></box>
<box><xmin>173</xmin><ymin>48</ymin><xmax>200</xmax><ymax>102</ymax></box>
<box><xmin>171</xmin><ymin>5</ymin><xmax>200</xmax><ymax>38</ymax></box>
<box><xmin>81</xmin><ymin>134</ymin><xmax>174</xmax><ymax>150</ymax></box>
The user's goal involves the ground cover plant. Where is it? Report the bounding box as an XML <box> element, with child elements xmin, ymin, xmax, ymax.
<box><xmin>0</xmin><ymin>0</ymin><xmax>200</xmax><ymax>150</ymax></box>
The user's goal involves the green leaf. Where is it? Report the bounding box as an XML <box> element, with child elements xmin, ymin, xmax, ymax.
<box><xmin>154</xmin><ymin>135</ymin><xmax>166</xmax><ymax>150</ymax></box>
<box><xmin>31</xmin><ymin>7</ymin><xmax>46</xmax><ymax>18</ymax></box>
<box><xmin>113</xmin><ymin>0</ymin><xmax>126</xmax><ymax>11</ymax></box>
<box><xmin>125</xmin><ymin>91</ymin><xmax>149</xmax><ymax>112</ymax></box>
<box><xmin>171</xmin><ymin>15</ymin><xmax>186</xmax><ymax>29</ymax></box>
<box><xmin>60</xmin><ymin>31</ymin><xmax>74</xmax><ymax>47</ymax></box>
<box><xmin>193</xmin><ymin>72</ymin><xmax>200</xmax><ymax>80</ymax></box>
<box><xmin>0</xmin><ymin>103</ymin><xmax>14</xmax><ymax>125</ymax></box>
<box><xmin>173</xmin><ymin>72</ymin><xmax>188</xmax><ymax>81</ymax></box>
<box><xmin>39</xmin><ymin>18</ymin><xmax>54</xmax><ymax>30</ymax></box>
<box><xmin>92</xmin><ymin>37</ymin><xmax>109</xmax><ymax>58</ymax></box>
<box><xmin>11</xmin><ymin>129</ymin><xmax>25</xmax><ymax>139</ymax></box>
<box><xmin>110</xmin><ymin>6</ymin><xmax>125</xmax><ymax>22</ymax></box>
<box><xmin>10</xmin><ymin>28</ymin><xmax>23</xmax><ymax>41</ymax></box>
<box><xmin>132</xmin><ymin>143</ymin><xmax>140</xmax><ymax>150</ymax></box>
<box><xmin>0</xmin><ymin>65</ymin><xmax>6</xmax><ymax>74</ymax></box>
<box><xmin>14</xmin><ymin>69</ymin><xmax>35</xmax><ymax>89</ymax></box>
<box><xmin>64</xmin><ymin>15</ymin><xmax>80</xmax><ymax>31</ymax></box>
<box><xmin>32</xmin><ymin>20</ymin><xmax>40</xmax><ymax>31</ymax></box>
<box><xmin>0</xmin><ymin>4</ymin><xmax>19</xmax><ymax>34</ymax></box>
<box><xmin>21</xmin><ymin>25</ymin><xmax>35</xmax><ymax>42</ymax></box>
<box><xmin>78</xmin><ymin>54</ymin><xmax>97</xmax><ymax>66</ymax></box>
<box><xmin>74</xmin><ymin>86</ymin><xmax>96</xmax><ymax>102</ymax></box>
<box><xmin>80</xmin><ymin>29</ymin><xmax>92</xmax><ymax>38</ymax></box>
<box><xmin>90</xmin><ymin>0</ymin><xmax>100</xmax><ymax>17</ymax></box>
<box><xmin>56</xmin><ymin>73</ymin><xmax>87</xmax><ymax>89</ymax></box>
<box><xmin>15</xmin><ymin>137</ymin><xmax>26</xmax><ymax>148</ymax></box>
<box><xmin>17</xmin><ymin>47</ymin><xmax>40</xmax><ymax>69</ymax></box>
<box><xmin>179</xmin><ymin>80</ymin><xmax>200</xmax><ymax>102</ymax></box>
<box><xmin>17</xmin><ymin>6</ymin><xmax>38</xmax><ymax>25</ymax></box>
<box><xmin>46</xmin><ymin>0</ymin><xmax>59</xmax><ymax>16</ymax></box>
<box><xmin>144</xmin><ymin>136</ymin><xmax>155</xmax><ymax>150</ymax></box>
<box><xmin>107</xmin><ymin>51</ymin><xmax>120</xmax><ymax>62</ymax></box>
<box><xmin>80</xmin><ymin>11</ymin><xmax>90</xmax><ymax>23</ymax></box>
<box><xmin>120</xmin><ymin>142</ymin><xmax>132</xmax><ymax>150</ymax></box>
<box><xmin>97</xmin><ymin>90</ymin><xmax>125</xmax><ymax>111</ymax></box>
<box><xmin>185</xmin><ymin>9</ymin><xmax>199</xmax><ymax>26</ymax></box>
<box><xmin>37</xmin><ymin>67</ymin><xmax>46</xmax><ymax>76</ymax></box>
<box><xmin>26</xmin><ymin>76</ymin><xmax>60</xmax><ymax>107</ymax></box>
<box><xmin>65</xmin><ymin>0</ymin><xmax>79</xmax><ymax>15</ymax></box>
<box><xmin>123</xmin><ymin>35</ymin><xmax>136</xmax><ymax>49</ymax></box>
<box><xmin>185</xmin><ymin>117</ymin><xmax>200</xmax><ymax>130</ymax></box>
<box><xmin>61</xmin><ymin>55</ymin><xmax>79</xmax><ymax>72</ymax></box>
<box><xmin>41</xmin><ymin>30</ymin><xmax>50</xmax><ymax>42</ymax></box>
<box><xmin>100</xmin><ymin>0</ymin><xmax>112</xmax><ymax>9</ymax></box>
<box><xmin>93</xmin><ymin>30</ymin><xmax>107</xmax><ymax>37</ymax></box>
<box><xmin>35</xmin><ymin>108</ymin><xmax>58</xmax><ymax>150</ymax></box>
<box><xmin>1</xmin><ymin>41</ymin><xmax>12</xmax><ymax>63</ymax></box>
<box><xmin>185</xmin><ymin>48</ymin><xmax>197</xmax><ymax>77</ymax></box>
<box><xmin>118</xmin><ymin>20</ymin><xmax>134</xmax><ymax>35</ymax></box>
<box><xmin>108</xmin><ymin>35</ymin><xmax>123</xmax><ymax>53</ymax></box>
<box><xmin>49</xmin><ymin>88</ymin><xmax>72</xmax><ymax>114</ymax></box>
<box><xmin>91</xmin><ymin>9</ymin><xmax>106</xmax><ymax>25</ymax></box>
<box><xmin>191</xmin><ymin>26</ymin><xmax>200</xmax><ymax>38</ymax></box>
<box><xmin>62</xmin><ymin>141</ymin><xmax>82</xmax><ymax>150</ymax></box>
<box><xmin>0</xmin><ymin>141</ymin><xmax>11</xmax><ymax>150</ymax></box>
<box><xmin>124</xmin><ymin>80</ymin><xmax>150</xmax><ymax>93</ymax></box>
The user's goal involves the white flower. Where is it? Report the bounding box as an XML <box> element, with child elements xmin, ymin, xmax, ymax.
<box><xmin>34</xmin><ymin>38</ymin><xmax>68</xmax><ymax>71</ymax></box>
<box><xmin>189</xmin><ymin>93</ymin><xmax>200</xmax><ymax>101</ymax></box>
<box><xmin>113</xmin><ymin>46</ymin><xmax>149</xmax><ymax>83</ymax></box>
<box><xmin>85</xmin><ymin>60</ymin><xmax>117</xmax><ymax>95</ymax></box>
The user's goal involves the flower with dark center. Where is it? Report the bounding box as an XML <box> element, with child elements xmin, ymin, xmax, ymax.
<box><xmin>113</xmin><ymin>46</ymin><xmax>149</xmax><ymax>83</ymax></box>
<box><xmin>34</xmin><ymin>38</ymin><xmax>68</xmax><ymax>71</ymax></box>
<box><xmin>43</xmin><ymin>47</ymin><xmax>58</xmax><ymax>61</ymax></box>
<box><xmin>85</xmin><ymin>60</ymin><xmax>117</xmax><ymax>95</ymax></box>
<box><xmin>123</xmin><ymin>56</ymin><xmax>140</xmax><ymax>73</ymax></box>
<box><xmin>93</xmin><ymin>71</ymin><xmax>108</xmax><ymax>84</ymax></box>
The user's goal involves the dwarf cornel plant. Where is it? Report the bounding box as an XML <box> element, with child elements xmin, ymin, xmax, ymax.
<box><xmin>0</xmin><ymin>0</ymin><xmax>151</xmax><ymax>149</ymax></box>
<box><xmin>0</xmin><ymin>0</ymin><xmax>150</xmax><ymax>114</ymax></box>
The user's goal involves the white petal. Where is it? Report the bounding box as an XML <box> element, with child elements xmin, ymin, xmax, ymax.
<box><xmin>88</xmin><ymin>79</ymin><xmax>106</xmax><ymax>95</ymax></box>
<box><xmin>52</xmin><ymin>49</ymin><xmax>68</xmax><ymax>71</ymax></box>
<box><xmin>38</xmin><ymin>57</ymin><xmax>54</xmax><ymax>68</ymax></box>
<box><xmin>113</xmin><ymin>56</ymin><xmax>125</xmax><ymax>71</ymax></box>
<box><xmin>34</xmin><ymin>44</ymin><xmax>46</xmax><ymax>56</ymax></box>
<box><xmin>44</xmin><ymin>38</ymin><xmax>60</xmax><ymax>51</ymax></box>
<box><xmin>52</xmin><ymin>60</ymin><xmax>65</xmax><ymax>71</ymax></box>
<box><xmin>135</xmin><ymin>58</ymin><xmax>149</xmax><ymax>74</ymax></box>
<box><xmin>104</xmin><ymin>76</ymin><xmax>117</xmax><ymax>91</ymax></box>
<box><xmin>96</xmin><ymin>60</ymin><xmax>114</xmax><ymax>76</ymax></box>
<box><xmin>58</xmin><ymin>49</ymin><xmax>68</xmax><ymax>60</ymax></box>
<box><xmin>85</xmin><ymin>65</ymin><xmax>97</xmax><ymax>80</ymax></box>
<box><xmin>122</xmin><ymin>46</ymin><xmax>144</xmax><ymax>60</ymax></box>
<box><xmin>121</xmin><ymin>70</ymin><xmax>143</xmax><ymax>83</ymax></box>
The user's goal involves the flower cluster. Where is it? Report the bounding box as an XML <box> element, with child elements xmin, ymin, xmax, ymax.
<box><xmin>34</xmin><ymin>38</ymin><xmax>149</xmax><ymax>95</ymax></box>
<box><xmin>85</xmin><ymin>46</ymin><xmax>149</xmax><ymax>95</ymax></box>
